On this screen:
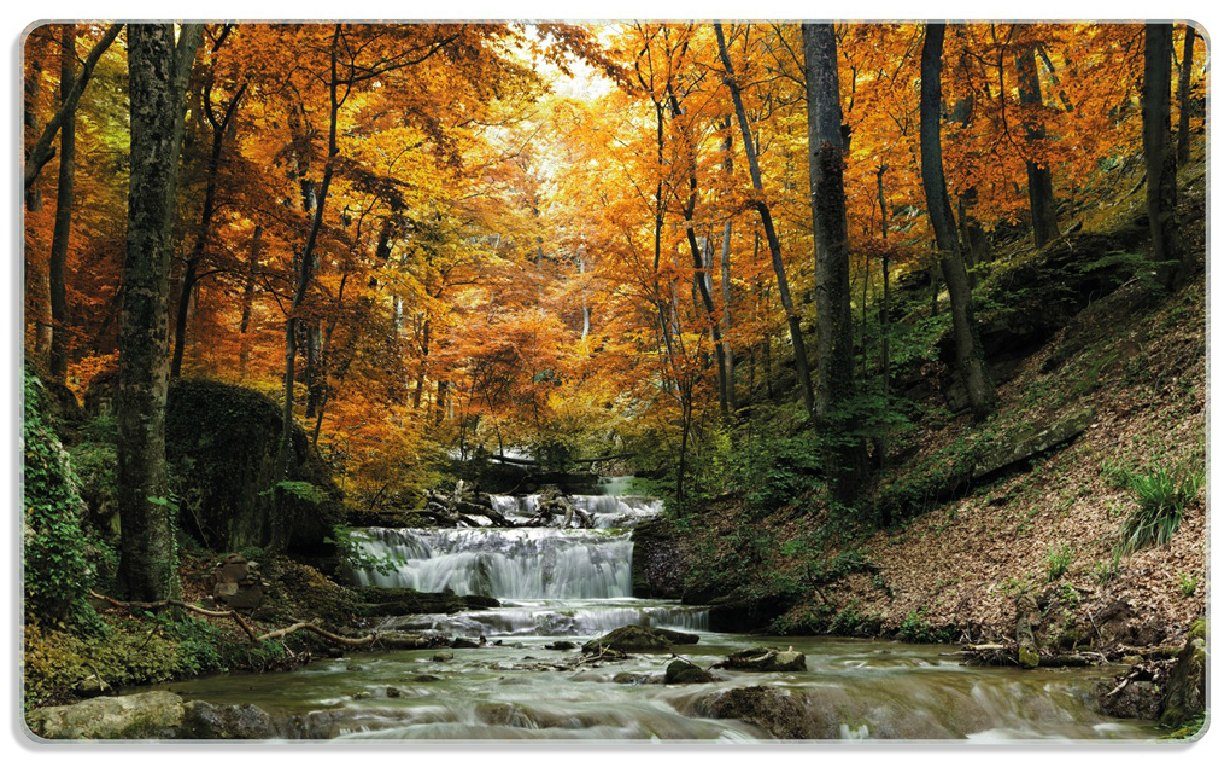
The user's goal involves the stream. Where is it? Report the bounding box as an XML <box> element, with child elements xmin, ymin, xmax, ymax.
<box><xmin>153</xmin><ymin>489</ymin><xmax>1163</xmax><ymax>741</ymax></box>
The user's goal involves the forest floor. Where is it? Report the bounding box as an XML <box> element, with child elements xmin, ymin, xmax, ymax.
<box><xmin>796</xmin><ymin>275</ymin><xmax>1206</xmax><ymax>645</ymax></box>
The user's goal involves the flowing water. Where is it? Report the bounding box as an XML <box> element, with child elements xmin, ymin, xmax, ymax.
<box><xmin>153</xmin><ymin>490</ymin><xmax>1163</xmax><ymax>742</ymax></box>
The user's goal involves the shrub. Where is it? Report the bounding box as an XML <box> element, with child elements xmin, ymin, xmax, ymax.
<box><xmin>23</xmin><ymin>371</ymin><xmax>98</xmax><ymax>630</ymax></box>
<box><xmin>1180</xmin><ymin>574</ymin><xmax>1199</xmax><ymax>598</ymax></box>
<box><xmin>894</xmin><ymin>606</ymin><xmax>957</xmax><ymax>644</ymax></box>
<box><xmin>736</xmin><ymin>426</ymin><xmax>827</xmax><ymax>515</ymax></box>
<box><xmin>1117</xmin><ymin>464</ymin><xmax>1202</xmax><ymax>554</ymax></box>
<box><xmin>1045</xmin><ymin>543</ymin><xmax>1074</xmax><ymax>582</ymax></box>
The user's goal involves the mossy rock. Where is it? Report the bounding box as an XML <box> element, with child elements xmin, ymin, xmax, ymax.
<box><xmin>164</xmin><ymin>379</ymin><xmax>342</xmax><ymax>554</ymax></box>
<box><xmin>582</xmin><ymin>625</ymin><xmax>699</xmax><ymax>654</ymax></box>
<box><xmin>1160</xmin><ymin>629</ymin><xmax>1207</xmax><ymax>727</ymax></box>
<box><xmin>26</xmin><ymin>691</ymin><xmax>186</xmax><ymax>740</ymax></box>
<box><xmin>665</xmin><ymin>659</ymin><xmax>718</xmax><ymax>685</ymax></box>
<box><xmin>690</xmin><ymin>686</ymin><xmax>817</xmax><ymax>739</ymax></box>
<box><xmin>714</xmin><ymin>647</ymin><xmax>807</xmax><ymax>672</ymax></box>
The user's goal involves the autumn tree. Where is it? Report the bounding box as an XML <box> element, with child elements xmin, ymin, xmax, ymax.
<box><xmin>715</xmin><ymin>21</ymin><xmax>816</xmax><ymax>418</ymax></box>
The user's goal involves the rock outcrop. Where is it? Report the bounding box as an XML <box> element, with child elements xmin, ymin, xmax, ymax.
<box><xmin>1160</xmin><ymin>621</ymin><xmax>1207</xmax><ymax>728</ymax></box>
<box><xmin>162</xmin><ymin>378</ymin><xmax>342</xmax><ymax>554</ymax></box>
<box><xmin>179</xmin><ymin>701</ymin><xmax>276</xmax><ymax>739</ymax></box>
<box><xmin>26</xmin><ymin>691</ymin><xmax>281</xmax><ymax>741</ymax></box>
<box><xmin>631</xmin><ymin>517</ymin><xmax>687</xmax><ymax>598</ymax></box>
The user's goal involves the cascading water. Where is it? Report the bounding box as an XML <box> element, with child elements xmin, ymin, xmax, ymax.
<box><xmin>351</xmin><ymin>527</ymin><xmax>634</xmax><ymax>599</ymax></box>
<box><xmin>154</xmin><ymin>491</ymin><xmax>1161</xmax><ymax>741</ymax></box>
<box><xmin>349</xmin><ymin>487</ymin><xmax>704</xmax><ymax>638</ymax></box>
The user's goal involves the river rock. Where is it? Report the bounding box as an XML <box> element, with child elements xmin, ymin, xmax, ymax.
<box><xmin>544</xmin><ymin>640</ymin><xmax>576</xmax><ymax>651</ymax></box>
<box><xmin>582</xmin><ymin>625</ymin><xmax>700</xmax><ymax>654</ymax></box>
<box><xmin>613</xmin><ymin>672</ymin><xmax>661</xmax><ymax>685</ymax></box>
<box><xmin>1160</xmin><ymin>621</ymin><xmax>1207</xmax><ymax>727</ymax></box>
<box><xmin>665</xmin><ymin>660</ymin><xmax>718</xmax><ymax>685</ymax></box>
<box><xmin>690</xmin><ymin>686</ymin><xmax>817</xmax><ymax>739</ymax></box>
<box><xmin>714</xmin><ymin>646</ymin><xmax>807</xmax><ymax>672</ymax></box>
<box><xmin>26</xmin><ymin>691</ymin><xmax>186</xmax><ymax>740</ymax></box>
<box><xmin>179</xmin><ymin>701</ymin><xmax>276</xmax><ymax>739</ymax></box>
<box><xmin>1098</xmin><ymin>670</ymin><xmax>1164</xmax><ymax>720</ymax></box>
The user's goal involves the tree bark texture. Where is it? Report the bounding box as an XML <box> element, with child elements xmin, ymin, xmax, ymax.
<box><xmin>920</xmin><ymin>23</ymin><xmax>996</xmax><ymax>419</ymax></box>
<box><xmin>116</xmin><ymin>23</ymin><xmax>202</xmax><ymax>601</ymax></box>
<box><xmin>1143</xmin><ymin>23</ymin><xmax>1183</xmax><ymax>290</ymax></box>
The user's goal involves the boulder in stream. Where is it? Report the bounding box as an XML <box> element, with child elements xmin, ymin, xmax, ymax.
<box><xmin>665</xmin><ymin>660</ymin><xmax>719</xmax><ymax>685</ymax></box>
<box><xmin>179</xmin><ymin>701</ymin><xmax>276</xmax><ymax>739</ymax></box>
<box><xmin>714</xmin><ymin>646</ymin><xmax>807</xmax><ymax>672</ymax></box>
<box><xmin>582</xmin><ymin>625</ymin><xmax>700</xmax><ymax>654</ymax></box>
<box><xmin>690</xmin><ymin>686</ymin><xmax>817</xmax><ymax>739</ymax></box>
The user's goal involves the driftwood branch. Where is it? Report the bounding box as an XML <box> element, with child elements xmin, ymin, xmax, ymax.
<box><xmin>89</xmin><ymin>591</ymin><xmax>446</xmax><ymax>651</ymax></box>
<box><xmin>89</xmin><ymin>591</ymin><xmax>260</xmax><ymax>641</ymax></box>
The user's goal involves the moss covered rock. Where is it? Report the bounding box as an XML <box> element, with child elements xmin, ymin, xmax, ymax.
<box><xmin>26</xmin><ymin>691</ymin><xmax>186</xmax><ymax>740</ymax></box>
<box><xmin>714</xmin><ymin>646</ymin><xmax>807</xmax><ymax>672</ymax></box>
<box><xmin>665</xmin><ymin>659</ymin><xmax>717</xmax><ymax>685</ymax></box>
<box><xmin>690</xmin><ymin>686</ymin><xmax>817</xmax><ymax>739</ymax></box>
<box><xmin>582</xmin><ymin>625</ymin><xmax>699</xmax><ymax>654</ymax></box>
<box><xmin>1160</xmin><ymin>621</ymin><xmax>1207</xmax><ymax>728</ymax></box>
<box><xmin>163</xmin><ymin>379</ymin><xmax>341</xmax><ymax>554</ymax></box>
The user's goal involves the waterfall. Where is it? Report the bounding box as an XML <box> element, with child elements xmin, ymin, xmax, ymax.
<box><xmin>567</xmin><ymin>495</ymin><xmax>662</xmax><ymax>528</ymax></box>
<box><xmin>352</xmin><ymin>527</ymin><xmax>634</xmax><ymax>599</ymax></box>
<box><xmin>352</xmin><ymin>487</ymin><xmax>664</xmax><ymax>599</ymax></box>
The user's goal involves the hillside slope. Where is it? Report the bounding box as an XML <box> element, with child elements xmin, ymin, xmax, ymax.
<box><xmin>646</xmin><ymin>157</ymin><xmax>1207</xmax><ymax>657</ymax></box>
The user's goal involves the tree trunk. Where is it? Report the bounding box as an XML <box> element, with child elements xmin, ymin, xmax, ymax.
<box><xmin>48</xmin><ymin>24</ymin><xmax>77</xmax><ymax>382</ymax></box>
<box><xmin>682</xmin><ymin>161</ymin><xmax>729</xmax><ymax>419</ymax></box>
<box><xmin>25</xmin><ymin>24</ymin><xmax>122</xmax><ymax>194</ymax></box>
<box><xmin>715</xmin><ymin>22</ymin><xmax>815</xmax><ymax>418</ymax></box>
<box><xmin>24</xmin><ymin>36</ymin><xmax>44</xmax><ymax>212</ymax></box>
<box><xmin>803</xmin><ymin>22</ymin><xmax>863</xmax><ymax>498</ymax></box>
<box><xmin>1143</xmin><ymin>23</ymin><xmax>1183</xmax><ymax>291</ymax></box>
<box><xmin>281</xmin><ymin>25</ymin><xmax>341</xmax><ymax>514</ymax></box>
<box><xmin>116</xmin><ymin>23</ymin><xmax>202</xmax><ymax>601</ymax></box>
<box><xmin>237</xmin><ymin>224</ymin><xmax>262</xmax><ymax>378</ymax></box>
<box><xmin>1015</xmin><ymin>40</ymin><xmax>1060</xmax><ymax>249</ymax></box>
<box><xmin>876</xmin><ymin>164</ymin><xmax>891</xmax><ymax>468</ymax></box>
<box><xmin>172</xmin><ymin>77</ymin><xmax>246</xmax><ymax>379</ymax></box>
<box><xmin>1177</xmin><ymin>24</ymin><xmax>1197</xmax><ymax>164</ymax></box>
<box><xmin>920</xmin><ymin>23</ymin><xmax>996</xmax><ymax>419</ymax></box>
